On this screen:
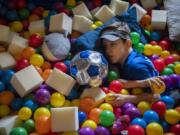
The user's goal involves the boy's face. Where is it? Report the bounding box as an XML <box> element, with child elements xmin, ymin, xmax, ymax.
<box><xmin>102</xmin><ymin>39</ymin><xmax>130</xmax><ymax>64</ymax></box>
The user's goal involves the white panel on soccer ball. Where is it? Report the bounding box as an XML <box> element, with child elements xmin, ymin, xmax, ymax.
<box><xmin>76</xmin><ymin>71</ymin><xmax>90</xmax><ymax>85</ymax></box>
<box><xmin>89</xmin><ymin>52</ymin><xmax>102</xmax><ymax>64</ymax></box>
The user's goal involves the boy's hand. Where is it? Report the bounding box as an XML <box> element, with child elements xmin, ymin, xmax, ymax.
<box><xmin>147</xmin><ymin>77</ymin><xmax>165</xmax><ymax>89</ymax></box>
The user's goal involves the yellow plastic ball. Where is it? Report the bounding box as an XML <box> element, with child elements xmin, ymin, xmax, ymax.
<box><xmin>146</xmin><ymin>122</ymin><xmax>163</xmax><ymax>135</ymax></box>
<box><xmin>0</xmin><ymin>105</ymin><xmax>10</xmax><ymax>117</ymax></box>
<box><xmin>91</xmin><ymin>24</ymin><xmax>98</xmax><ymax>30</ymax></box>
<box><xmin>43</xmin><ymin>10</ymin><xmax>49</xmax><ymax>18</ymax></box>
<box><xmin>151</xmin><ymin>81</ymin><xmax>166</xmax><ymax>94</ymax></box>
<box><xmin>164</xmin><ymin>109</ymin><xmax>180</xmax><ymax>124</ymax></box>
<box><xmin>137</xmin><ymin>101</ymin><xmax>151</xmax><ymax>114</ymax></box>
<box><xmin>10</xmin><ymin>21</ymin><xmax>23</xmax><ymax>32</ymax></box>
<box><xmin>144</xmin><ymin>44</ymin><xmax>154</xmax><ymax>56</ymax></box>
<box><xmin>174</xmin><ymin>64</ymin><xmax>180</xmax><ymax>75</ymax></box>
<box><xmin>18</xmin><ymin>107</ymin><xmax>32</xmax><ymax>120</ymax></box>
<box><xmin>82</xmin><ymin>120</ymin><xmax>97</xmax><ymax>130</ymax></box>
<box><xmin>153</xmin><ymin>45</ymin><xmax>162</xmax><ymax>55</ymax></box>
<box><xmin>23</xmin><ymin>31</ymin><xmax>30</xmax><ymax>39</ymax></box>
<box><xmin>145</xmin><ymin>24</ymin><xmax>152</xmax><ymax>32</ymax></box>
<box><xmin>30</xmin><ymin>54</ymin><xmax>44</xmax><ymax>67</ymax></box>
<box><xmin>105</xmin><ymin>93</ymin><xmax>115</xmax><ymax>103</ymax></box>
<box><xmin>62</xmin><ymin>131</ymin><xmax>78</xmax><ymax>135</ymax></box>
<box><xmin>161</xmin><ymin>50</ymin><xmax>170</xmax><ymax>59</ymax></box>
<box><xmin>71</xmin><ymin>99</ymin><xmax>80</xmax><ymax>107</ymax></box>
<box><xmin>50</xmin><ymin>92</ymin><xmax>65</xmax><ymax>107</ymax></box>
<box><xmin>131</xmin><ymin>88</ymin><xmax>144</xmax><ymax>95</ymax></box>
<box><xmin>99</xmin><ymin>103</ymin><xmax>113</xmax><ymax>112</ymax></box>
<box><xmin>64</xmin><ymin>100</ymin><xmax>72</xmax><ymax>107</ymax></box>
<box><xmin>120</xmin><ymin>89</ymin><xmax>129</xmax><ymax>95</ymax></box>
<box><xmin>34</xmin><ymin>107</ymin><xmax>51</xmax><ymax>120</ymax></box>
<box><xmin>94</xmin><ymin>21</ymin><xmax>103</xmax><ymax>27</ymax></box>
<box><xmin>66</xmin><ymin>0</ymin><xmax>76</xmax><ymax>7</ymax></box>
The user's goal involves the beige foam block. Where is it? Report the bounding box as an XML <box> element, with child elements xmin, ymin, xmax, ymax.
<box><xmin>73</xmin><ymin>15</ymin><xmax>93</xmax><ymax>33</ymax></box>
<box><xmin>10</xmin><ymin>65</ymin><xmax>43</xmax><ymax>97</ymax></box>
<box><xmin>81</xmin><ymin>87</ymin><xmax>106</xmax><ymax>106</ymax></box>
<box><xmin>152</xmin><ymin>10</ymin><xmax>167</xmax><ymax>30</ymax></box>
<box><xmin>131</xmin><ymin>3</ymin><xmax>147</xmax><ymax>22</ymax></box>
<box><xmin>46</xmin><ymin>68</ymin><xmax>76</xmax><ymax>96</ymax></box>
<box><xmin>72</xmin><ymin>2</ymin><xmax>93</xmax><ymax>19</ymax></box>
<box><xmin>49</xmin><ymin>13</ymin><xmax>72</xmax><ymax>34</ymax></box>
<box><xmin>0</xmin><ymin>25</ymin><xmax>10</xmax><ymax>45</ymax></box>
<box><xmin>28</xmin><ymin>20</ymin><xmax>45</xmax><ymax>35</ymax></box>
<box><xmin>0</xmin><ymin>52</ymin><xmax>16</xmax><ymax>70</ymax></box>
<box><xmin>91</xmin><ymin>7</ymin><xmax>100</xmax><ymax>16</ymax></box>
<box><xmin>110</xmin><ymin>0</ymin><xmax>129</xmax><ymax>15</ymax></box>
<box><xmin>0</xmin><ymin>115</ymin><xmax>20</xmax><ymax>135</ymax></box>
<box><xmin>94</xmin><ymin>5</ymin><xmax>115</xmax><ymax>23</ymax></box>
<box><xmin>8</xmin><ymin>35</ymin><xmax>28</xmax><ymax>57</ymax></box>
<box><xmin>140</xmin><ymin>0</ymin><xmax>157</xmax><ymax>9</ymax></box>
<box><xmin>51</xmin><ymin>107</ymin><xmax>79</xmax><ymax>132</ymax></box>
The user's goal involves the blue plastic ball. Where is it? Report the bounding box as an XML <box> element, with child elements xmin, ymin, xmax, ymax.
<box><xmin>11</xmin><ymin>98</ymin><xmax>23</xmax><ymax>110</ymax></box>
<box><xmin>1</xmin><ymin>70</ymin><xmax>15</xmax><ymax>84</ymax></box>
<box><xmin>78</xmin><ymin>111</ymin><xmax>87</xmax><ymax>124</ymax></box>
<box><xmin>67</xmin><ymin>88</ymin><xmax>80</xmax><ymax>100</ymax></box>
<box><xmin>150</xmin><ymin>31</ymin><xmax>161</xmax><ymax>41</ymax></box>
<box><xmin>6</xmin><ymin>10</ymin><xmax>19</xmax><ymax>21</ymax></box>
<box><xmin>23</xmin><ymin>100</ymin><xmax>38</xmax><ymax>111</ymax></box>
<box><xmin>0</xmin><ymin>70</ymin><xmax>3</xmax><ymax>76</ymax></box>
<box><xmin>7</xmin><ymin>85</ymin><xmax>16</xmax><ymax>93</ymax></box>
<box><xmin>64</xmin><ymin>60</ymin><xmax>71</xmax><ymax>73</ymax></box>
<box><xmin>27</xmin><ymin>3</ymin><xmax>36</xmax><ymax>10</ymax></box>
<box><xmin>143</xmin><ymin>110</ymin><xmax>159</xmax><ymax>124</ymax></box>
<box><xmin>0</xmin><ymin>6</ymin><xmax>7</xmax><ymax>16</ymax></box>
<box><xmin>160</xmin><ymin>95</ymin><xmax>175</xmax><ymax>109</ymax></box>
<box><xmin>159</xmin><ymin>120</ymin><xmax>169</xmax><ymax>132</ymax></box>
<box><xmin>131</xmin><ymin>118</ymin><xmax>147</xmax><ymax>129</ymax></box>
<box><xmin>0</xmin><ymin>81</ymin><xmax>5</xmax><ymax>92</ymax></box>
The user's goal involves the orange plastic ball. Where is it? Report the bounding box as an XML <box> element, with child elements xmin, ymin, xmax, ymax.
<box><xmin>28</xmin><ymin>14</ymin><xmax>40</xmax><ymax>22</ymax></box>
<box><xmin>171</xmin><ymin>53</ymin><xmax>180</xmax><ymax>61</ymax></box>
<box><xmin>21</xmin><ymin>47</ymin><xmax>35</xmax><ymax>60</ymax></box>
<box><xmin>0</xmin><ymin>91</ymin><xmax>14</xmax><ymax>105</ymax></box>
<box><xmin>29</xmin><ymin>132</ymin><xmax>39</xmax><ymax>135</ymax></box>
<box><xmin>140</xmin><ymin>14</ymin><xmax>151</xmax><ymax>27</ymax></box>
<box><xmin>42</xmin><ymin>69</ymin><xmax>53</xmax><ymax>81</ymax></box>
<box><xmin>89</xmin><ymin>108</ymin><xmax>102</xmax><ymax>124</ymax></box>
<box><xmin>35</xmin><ymin>116</ymin><xmax>51</xmax><ymax>134</ymax></box>
<box><xmin>79</xmin><ymin>97</ymin><xmax>96</xmax><ymax>113</ymax></box>
<box><xmin>35</xmin><ymin>66</ymin><xmax>43</xmax><ymax>76</ymax></box>
<box><xmin>42</xmin><ymin>61</ymin><xmax>52</xmax><ymax>70</ymax></box>
<box><xmin>175</xmin><ymin>107</ymin><xmax>180</xmax><ymax>113</ymax></box>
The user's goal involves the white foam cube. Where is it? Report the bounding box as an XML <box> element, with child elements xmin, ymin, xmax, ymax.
<box><xmin>49</xmin><ymin>13</ymin><xmax>72</xmax><ymax>34</ymax></box>
<box><xmin>46</xmin><ymin>68</ymin><xmax>76</xmax><ymax>96</ymax></box>
<box><xmin>0</xmin><ymin>25</ymin><xmax>10</xmax><ymax>45</ymax></box>
<box><xmin>131</xmin><ymin>3</ymin><xmax>147</xmax><ymax>22</ymax></box>
<box><xmin>73</xmin><ymin>15</ymin><xmax>93</xmax><ymax>33</ymax></box>
<box><xmin>10</xmin><ymin>65</ymin><xmax>43</xmax><ymax>97</ymax></box>
<box><xmin>152</xmin><ymin>10</ymin><xmax>167</xmax><ymax>30</ymax></box>
<box><xmin>91</xmin><ymin>7</ymin><xmax>101</xmax><ymax>16</ymax></box>
<box><xmin>72</xmin><ymin>2</ymin><xmax>93</xmax><ymax>19</ymax></box>
<box><xmin>110</xmin><ymin>0</ymin><xmax>129</xmax><ymax>15</ymax></box>
<box><xmin>51</xmin><ymin>107</ymin><xmax>79</xmax><ymax>132</ymax></box>
<box><xmin>0</xmin><ymin>52</ymin><xmax>16</xmax><ymax>70</ymax></box>
<box><xmin>140</xmin><ymin>0</ymin><xmax>157</xmax><ymax>9</ymax></box>
<box><xmin>81</xmin><ymin>87</ymin><xmax>106</xmax><ymax>105</ymax></box>
<box><xmin>0</xmin><ymin>115</ymin><xmax>20</xmax><ymax>135</ymax></box>
<box><xmin>8</xmin><ymin>35</ymin><xmax>28</xmax><ymax>57</ymax></box>
<box><xmin>94</xmin><ymin>5</ymin><xmax>115</xmax><ymax>23</ymax></box>
<box><xmin>28</xmin><ymin>20</ymin><xmax>45</xmax><ymax>35</ymax></box>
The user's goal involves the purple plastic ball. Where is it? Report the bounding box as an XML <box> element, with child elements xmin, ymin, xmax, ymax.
<box><xmin>125</xmin><ymin>107</ymin><xmax>141</xmax><ymax>120</ymax></box>
<box><xmin>169</xmin><ymin>74</ymin><xmax>180</xmax><ymax>88</ymax></box>
<box><xmin>35</xmin><ymin>89</ymin><xmax>50</xmax><ymax>105</ymax></box>
<box><xmin>95</xmin><ymin>126</ymin><xmax>111</xmax><ymax>135</ymax></box>
<box><xmin>79</xmin><ymin>127</ymin><xmax>95</xmax><ymax>135</ymax></box>
<box><xmin>121</xmin><ymin>102</ymin><xmax>135</xmax><ymax>113</ymax></box>
<box><xmin>149</xmin><ymin>55</ymin><xmax>159</xmax><ymax>61</ymax></box>
<box><xmin>160</xmin><ymin>75</ymin><xmax>173</xmax><ymax>89</ymax></box>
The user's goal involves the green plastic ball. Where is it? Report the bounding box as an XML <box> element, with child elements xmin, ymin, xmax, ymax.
<box><xmin>167</xmin><ymin>64</ymin><xmax>175</xmax><ymax>70</ymax></box>
<box><xmin>10</xmin><ymin>127</ymin><xmax>28</xmax><ymax>135</ymax></box>
<box><xmin>99</xmin><ymin>110</ymin><xmax>115</xmax><ymax>127</ymax></box>
<box><xmin>174</xmin><ymin>61</ymin><xmax>180</xmax><ymax>65</ymax></box>
<box><xmin>130</xmin><ymin>32</ymin><xmax>140</xmax><ymax>45</ymax></box>
<box><xmin>22</xmin><ymin>119</ymin><xmax>35</xmax><ymax>133</ymax></box>
<box><xmin>108</xmin><ymin>70</ymin><xmax>119</xmax><ymax>82</ymax></box>
<box><xmin>145</xmin><ymin>30</ymin><xmax>150</xmax><ymax>37</ymax></box>
<box><xmin>18</xmin><ymin>8</ymin><xmax>30</xmax><ymax>20</ymax></box>
<box><xmin>134</xmin><ymin>42</ymin><xmax>144</xmax><ymax>53</ymax></box>
<box><xmin>161</xmin><ymin>67</ymin><xmax>174</xmax><ymax>75</ymax></box>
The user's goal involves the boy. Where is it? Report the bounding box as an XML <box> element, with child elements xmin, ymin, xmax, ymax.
<box><xmin>98</xmin><ymin>22</ymin><xmax>164</xmax><ymax>106</ymax></box>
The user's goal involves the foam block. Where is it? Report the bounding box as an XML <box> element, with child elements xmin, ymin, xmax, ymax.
<box><xmin>94</xmin><ymin>5</ymin><xmax>115</xmax><ymax>23</ymax></box>
<box><xmin>0</xmin><ymin>25</ymin><xmax>10</xmax><ymax>45</ymax></box>
<box><xmin>8</xmin><ymin>35</ymin><xmax>28</xmax><ymax>57</ymax></box>
<box><xmin>0</xmin><ymin>52</ymin><xmax>16</xmax><ymax>70</ymax></box>
<box><xmin>73</xmin><ymin>15</ymin><xmax>93</xmax><ymax>33</ymax></box>
<box><xmin>49</xmin><ymin>13</ymin><xmax>72</xmax><ymax>34</ymax></box>
<box><xmin>28</xmin><ymin>20</ymin><xmax>45</xmax><ymax>35</ymax></box>
<box><xmin>81</xmin><ymin>87</ymin><xmax>106</xmax><ymax>106</ymax></box>
<box><xmin>72</xmin><ymin>2</ymin><xmax>93</xmax><ymax>19</ymax></box>
<box><xmin>10</xmin><ymin>65</ymin><xmax>43</xmax><ymax>97</ymax></box>
<box><xmin>140</xmin><ymin>0</ymin><xmax>157</xmax><ymax>9</ymax></box>
<box><xmin>46</xmin><ymin>68</ymin><xmax>76</xmax><ymax>96</ymax></box>
<box><xmin>131</xmin><ymin>3</ymin><xmax>147</xmax><ymax>22</ymax></box>
<box><xmin>0</xmin><ymin>115</ymin><xmax>20</xmax><ymax>135</ymax></box>
<box><xmin>110</xmin><ymin>0</ymin><xmax>129</xmax><ymax>15</ymax></box>
<box><xmin>151</xmin><ymin>10</ymin><xmax>167</xmax><ymax>30</ymax></box>
<box><xmin>51</xmin><ymin>107</ymin><xmax>79</xmax><ymax>132</ymax></box>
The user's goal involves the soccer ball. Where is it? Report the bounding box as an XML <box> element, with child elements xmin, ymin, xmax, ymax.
<box><xmin>70</xmin><ymin>50</ymin><xmax>108</xmax><ymax>87</ymax></box>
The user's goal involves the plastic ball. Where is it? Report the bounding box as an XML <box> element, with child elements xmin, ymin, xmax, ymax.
<box><xmin>79</xmin><ymin>127</ymin><xmax>95</xmax><ymax>135</ymax></box>
<box><xmin>130</xmin><ymin>32</ymin><xmax>140</xmax><ymax>45</ymax></box>
<box><xmin>35</xmin><ymin>88</ymin><xmax>50</xmax><ymax>105</ymax></box>
<box><xmin>144</xmin><ymin>44</ymin><xmax>154</xmax><ymax>56</ymax></box>
<box><xmin>101</xmin><ymin>87</ymin><xmax>109</xmax><ymax>94</ymax></box>
<box><xmin>120</xmin><ymin>89</ymin><xmax>129</xmax><ymax>95</ymax></box>
<box><xmin>107</xmin><ymin>70</ymin><xmax>119</xmax><ymax>82</ymax></box>
<box><xmin>34</xmin><ymin>107</ymin><xmax>51</xmax><ymax>120</ymax></box>
<box><xmin>89</xmin><ymin>108</ymin><xmax>102</xmax><ymax>124</ymax></box>
<box><xmin>99</xmin><ymin>110</ymin><xmax>115</xmax><ymax>127</ymax></box>
<box><xmin>10</xmin><ymin>21</ymin><xmax>23</xmax><ymax>32</ymax></box>
<box><xmin>153</xmin><ymin>45</ymin><xmax>162</xmax><ymax>55</ymax></box>
<box><xmin>164</xmin><ymin>109</ymin><xmax>180</xmax><ymax>124</ymax></box>
<box><xmin>171</xmin><ymin>53</ymin><xmax>180</xmax><ymax>61</ymax></box>
<box><xmin>11</xmin><ymin>98</ymin><xmax>23</xmax><ymax>110</ymax></box>
<box><xmin>137</xmin><ymin>101</ymin><xmax>151</xmax><ymax>115</ymax></box>
<box><xmin>170</xmin><ymin>124</ymin><xmax>180</xmax><ymax>135</ymax></box>
<box><xmin>160</xmin><ymin>75</ymin><xmax>173</xmax><ymax>90</ymax></box>
<box><xmin>10</xmin><ymin>127</ymin><xmax>28</xmax><ymax>135</ymax></box>
<box><xmin>28</xmin><ymin>14</ymin><xmax>40</xmax><ymax>22</ymax></box>
<box><xmin>80</xmin><ymin>97</ymin><xmax>96</xmax><ymax>113</ymax></box>
<box><xmin>91</xmin><ymin>24</ymin><xmax>98</xmax><ymax>30</ymax></box>
<box><xmin>131</xmin><ymin>118</ymin><xmax>147</xmax><ymax>129</ymax></box>
<box><xmin>7</xmin><ymin>10</ymin><xmax>18</xmax><ymax>21</ymax></box>
<box><xmin>15</xmin><ymin>58</ymin><xmax>29</xmax><ymax>71</ymax></box>
<box><xmin>150</xmin><ymin>31</ymin><xmax>161</xmax><ymax>41</ymax></box>
<box><xmin>64</xmin><ymin>100</ymin><xmax>72</xmax><ymax>107</ymax></box>
<box><xmin>149</xmin><ymin>55</ymin><xmax>159</xmax><ymax>61</ymax></box>
<box><xmin>151</xmin><ymin>101</ymin><xmax>166</xmax><ymax>117</ymax></box>
<box><xmin>128</xmin><ymin>125</ymin><xmax>145</xmax><ymax>135</ymax></box>
<box><xmin>94</xmin><ymin>21</ymin><xmax>103</xmax><ymax>27</ymax></box>
<box><xmin>95</xmin><ymin>126</ymin><xmax>110</xmax><ymax>135</ymax></box>
<box><xmin>159</xmin><ymin>120</ymin><xmax>169</xmax><ymax>132</ymax></box>
<box><xmin>140</xmin><ymin>14</ymin><xmax>151</xmax><ymax>26</ymax></box>
<box><xmin>54</xmin><ymin>62</ymin><xmax>67</xmax><ymax>73</ymax></box>
<box><xmin>16</xmin><ymin>0</ymin><xmax>26</xmax><ymax>9</ymax></box>
<box><xmin>143</xmin><ymin>110</ymin><xmax>159</xmax><ymax>123</ymax></box>
<box><xmin>109</xmin><ymin>80</ymin><xmax>123</xmax><ymax>93</ymax></box>
<box><xmin>122</xmin><ymin>102</ymin><xmax>135</xmax><ymax>112</ymax></box>
<box><xmin>99</xmin><ymin>103</ymin><xmax>113</xmax><ymax>112</ymax></box>
<box><xmin>174</xmin><ymin>64</ymin><xmax>180</xmax><ymax>74</ymax></box>
<box><xmin>30</xmin><ymin>54</ymin><xmax>44</xmax><ymax>67</ymax></box>
<box><xmin>0</xmin><ymin>91</ymin><xmax>14</xmax><ymax>105</ymax></box>
<box><xmin>161</xmin><ymin>96</ymin><xmax>175</xmax><ymax>109</ymax></box>
<box><xmin>42</xmin><ymin>61</ymin><xmax>52</xmax><ymax>70</ymax></box>
<box><xmin>28</xmin><ymin>34</ymin><xmax>43</xmax><ymax>48</ymax></box>
<box><xmin>21</xmin><ymin>20</ymin><xmax>29</xmax><ymax>30</ymax></box>
<box><xmin>0</xmin><ymin>105</ymin><xmax>10</xmax><ymax>117</ymax></box>
<box><xmin>18</xmin><ymin>8</ymin><xmax>30</xmax><ymax>20</ymax></box>
<box><xmin>113</xmin><ymin>107</ymin><xmax>122</xmax><ymax>118</ymax></box>
<box><xmin>1</xmin><ymin>70</ymin><xmax>15</xmax><ymax>84</ymax></box>
<box><xmin>158</xmin><ymin>40</ymin><xmax>169</xmax><ymax>50</ymax></box>
<box><xmin>22</xmin><ymin>119</ymin><xmax>35</xmax><ymax>133</ymax></box>
<box><xmin>153</xmin><ymin>58</ymin><xmax>166</xmax><ymax>72</ymax></box>
<box><xmin>78</xmin><ymin>111</ymin><xmax>87</xmax><ymax>124</ymax></box>
<box><xmin>165</xmin><ymin>56</ymin><xmax>175</xmax><ymax>65</ymax></box>
<box><xmin>82</xmin><ymin>120</ymin><xmax>97</xmax><ymax>130</ymax></box>
<box><xmin>125</xmin><ymin>107</ymin><xmax>141</xmax><ymax>120</ymax></box>
<box><xmin>35</xmin><ymin>116</ymin><xmax>51</xmax><ymax>134</ymax></box>
<box><xmin>18</xmin><ymin>107</ymin><xmax>32</xmax><ymax>120</ymax></box>
<box><xmin>42</xmin><ymin>69</ymin><xmax>52</xmax><ymax>81</ymax></box>
<box><xmin>151</xmin><ymin>80</ymin><xmax>166</xmax><ymax>94</ymax></box>
<box><xmin>71</xmin><ymin>99</ymin><xmax>80</xmax><ymax>106</ymax></box>
<box><xmin>131</xmin><ymin>88</ymin><xmax>144</xmax><ymax>95</ymax></box>
<box><xmin>24</xmin><ymin>100</ymin><xmax>38</xmax><ymax>111</ymax></box>
<box><xmin>169</xmin><ymin>74</ymin><xmax>180</xmax><ymax>89</ymax></box>
<box><xmin>161</xmin><ymin>50</ymin><xmax>170</xmax><ymax>59</ymax></box>
<box><xmin>134</xmin><ymin>42</ymin><xmax>144</xmax><ymax>53</ymax></box>
<box><xmin>146</xmin><ymin>122</ymin><xmax>163</xmax><ymax>135</ymax></box>
<box><xmin>50</xmin><ymin>92</ymin><xmax>65</xmax><ymax>107</ymax></box>
<box><xmin>162</xmin><ymin>68</ymin><xmax>174</xmax><ymax>75</ymax></box>
<box><xmin>67</xmin><ymin>88</ymin><xmax>80</xmax><ymax>100</ymax></box>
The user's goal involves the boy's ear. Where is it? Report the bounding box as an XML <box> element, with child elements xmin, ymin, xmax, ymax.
<box><xmin>126</xmin><ymin>39</ymin><xmax>132</xmax><ymax>48</ymax></box>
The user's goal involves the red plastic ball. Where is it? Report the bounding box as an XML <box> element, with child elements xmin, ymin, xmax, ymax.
<box><xmin>129</xmin><ymin>0</ymin><xmax>138</xmax><ymax>4</ymax></box>
<box><xmin>165</xmin><ymin>56</ymin><xmax>175</xmax><ymax>65</ymax></box>
<box><xmin>150</xmin><ymin>41</ymin><xmax>158</xmax><ymax>46</ymax></box>
<box><xmin>153</xmin><ymin>58</ymin><xmax>166</xmax><ymax>72</ymax></box>
<box><xmin>158</xmin><ymin>40</ymin><xmax>169</xmax><ymax>50</ymax></box>
<box><xmin>109</xmin><ymin>80</ymin><xmax>123</xmax><ymax>93</ymax></box>
<box><xmin>0</xmin><ymin>18</ymin><xmax>7</xmax><ymax>25</ymax></box>
<box><xmin>151</xmin><ymin>101</ymin><xmax>166</xmax><ymax>117</ymax></box>
<box><xmin>28</xmin><ymin>34</ymin><xmax>43</xmax><ymax>48</ymax></box>
<box><xmin>22</xmin><ymin>20</ymin><xmax>29</xmax><ymax>30</ymax></box>
<box><xmin>93</xmin><ymin>0</ymin><xmax>102</xmax><ymax>7</ymax></box>
<box><xmin>101</xmin><ymin>87</ymin><xmax>109</xmax><ymax>94</ymax></box>
<box><xmin>54</xmin><ymin>62</ymin><xmax>67</xmax><ymax>73</ymax></box>
<box><xmin>58</xmin><ymin>8</ymin><xmax>71</xmax><ymax>15</ymax></box>
<box><xmin>6</xmin><ymin>0</ymin><xmax>17</xmax><ymax>9</ymax></box>
<box><xmin>113</xmin><ymin>107</ymin><xmax>122</xmax><ymax>118</ymax></box>
<box><xmin>170</xmin><ymin>124</ymin><xmax>180</xmax><ymax>135</ymax></box>
<box><xmin>32</xmin><ymin>7</ymin><xmax>44</xmax><ymax>17</ymax></box>
<box><xmin>53</xmin><ymin>2</ymin><xmax>63</xmax><ymax>11</ymax></box>
<box><xmin>128</xmin><ymin>125</ymin><xmax>145</xmax><ymax>135</ymax></box>
<box><xmin>15</xmin><ymin>58</ymin><xmax>29</xmax><ymax>71</ymax></box>
<box><xmin>16</xmin><ymin>0</ymin><xmax>26</xmax><ymax>9</ymax></box>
